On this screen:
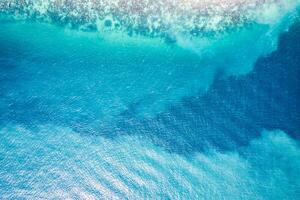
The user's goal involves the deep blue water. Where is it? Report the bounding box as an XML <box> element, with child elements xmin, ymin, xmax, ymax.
<box><xmin>1</xmin><ymin>1</ymin><xmax>300</xmax><ymax>199</ymax></box>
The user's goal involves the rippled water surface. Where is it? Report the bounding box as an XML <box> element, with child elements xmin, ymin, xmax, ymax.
<box><xmin>0</xmin><ymin>1</ymin><xmax>300</xmax><ymax>199</ymax></box>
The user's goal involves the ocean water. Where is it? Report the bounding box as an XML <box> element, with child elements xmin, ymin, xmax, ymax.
<box><xmin>0</xmin><ymin>0</ymin><xmax>300</xmax><ymax>199</ymax></box>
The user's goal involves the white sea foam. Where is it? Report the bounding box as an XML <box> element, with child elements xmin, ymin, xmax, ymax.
<box><xmin>0</xmin><ymin>0</ymin><xmax>299</xmax><ymax>37</ymax></box>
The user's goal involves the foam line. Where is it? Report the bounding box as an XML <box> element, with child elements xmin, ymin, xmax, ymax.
<box><xmin>1</xmin><ymin>0</ymin><xmax>299</xmax><ymax>38</ymax></box>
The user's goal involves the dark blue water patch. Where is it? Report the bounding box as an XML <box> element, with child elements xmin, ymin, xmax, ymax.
<box><xmin>111</xmin><ymin>20</ymin><xmax>300</xmax><ymax>154</ymax></box>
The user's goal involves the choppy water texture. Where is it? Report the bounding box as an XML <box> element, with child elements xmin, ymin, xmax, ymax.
<box><xmin>0</xmin><ymin>0</ymin><xmax>300</xmax><ymax>199</ymax></box>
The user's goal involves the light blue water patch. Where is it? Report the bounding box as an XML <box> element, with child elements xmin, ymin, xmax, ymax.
<box><xmin>0</xmin><ymin>126</ymin><xmax>299</xmax><ymax>199</ymax></box>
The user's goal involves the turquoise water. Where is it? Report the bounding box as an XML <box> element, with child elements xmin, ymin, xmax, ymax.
<box><xmin>1</xmin><ymin>126</ymin><xmax>300</xmax><ymax>199</ymax></box>
<box><xmin>1</xmin><ymin>1</ymin><xmax>300</xmax><ymax>199</ymax></box>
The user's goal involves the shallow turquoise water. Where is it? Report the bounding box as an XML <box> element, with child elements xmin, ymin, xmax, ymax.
<box><xmin>1</xmin><ymin>1</ymin><xmax>300</xmax><ymax>199</ymax></box>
